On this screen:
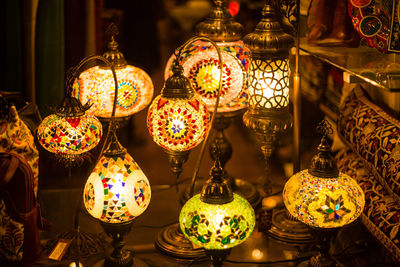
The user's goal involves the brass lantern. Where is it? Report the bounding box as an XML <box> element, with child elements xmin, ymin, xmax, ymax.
<box><xmin>243</xmin><ymin>0</ymin><xmax>294</xmax><ymax>190</ymax></box>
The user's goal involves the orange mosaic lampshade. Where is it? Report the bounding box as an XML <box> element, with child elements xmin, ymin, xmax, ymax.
<box><xmin>73</xmin><ymin>65</ymin><xmax>153</xmax><ymax>119</ymax></box>
<box><xmin>147</xmin><ymin>94</ymin><xmax>210</xmax><ymax>152</ymax></box>
<box><xmin>37</xmin><ymin>96</ymin><xmax>102</xmax><ymax>163</ymax></box>
<box><xmin>165</xmin><ymin>40</ymin><xmax>249</xmax><ymax>113</ymax></box>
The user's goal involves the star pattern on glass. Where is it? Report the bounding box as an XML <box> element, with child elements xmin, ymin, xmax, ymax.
<box><xmin>317</xmin><ymin>195</ymin><xmax>351</xmax><ymax>223</ymax></box>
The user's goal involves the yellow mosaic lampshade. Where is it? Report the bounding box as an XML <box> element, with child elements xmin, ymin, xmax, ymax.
<box><xmin>147</xmin><ymin>94</ymin><xmax>210</xmax><ymax>152</ymax></box>
<box><xmin>83</xmin><ymin>152</ymin><xmax>151</xmax><ymax>223</ymax></box>
<box><xmin>73</xmin><ymin>65</ymin><xmax>153</xmax><ymax>118</ymax></box>
<box><xmin>283</xmin><ymin>121</ymin><xmax>365</xmax><ymax>229</ymax></box>
<box><xmin>164</xmin><ymin>40</ymin><xmax>249</xmax><ymax>113</ymax></box>
<box><xmin>283</xmin><ymin>170</ymin><xmax>365</xmax><ymax>228</ymax></box>
<box><xmin>37</xmin><ymin>97</ymin><xmax>102</xmax><ymax>161</ymax></box>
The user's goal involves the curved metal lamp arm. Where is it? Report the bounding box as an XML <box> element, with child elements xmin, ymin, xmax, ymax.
<box><xmin>175</xmin><ymin>36</ymin><xmax>224</xmax><ymax>198</ymax></box>
<box><xmin>67</xmin><ymin>55</ymin><xmax>119</xmax><ymax>170</ymax></box>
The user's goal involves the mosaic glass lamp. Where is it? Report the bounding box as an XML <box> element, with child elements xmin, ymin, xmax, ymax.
<box><xmin>164</xmin><ymin>0</ymin><xmax>249</xmax><ymax>113</ymax></box>
<box><xmin>147</xmin><ymin>59</ymin><xmax>210</xmax><ymax>180</ymax></box>
<box><xmin>37</xmin><ymin>79</ymin><xmax>102</xmax><ymax>167</ymax></box>
<box><xmin>83</xmin><ymin>133</ymin><xmax>151</xmax><ymax>224</ymax></box>
<box><xmin>83</xmin><ymin>129</ymin><xmax>151</xmax><ymax>266</ymax></box>
<box><xmin>283</xmin><ymin>120</ymin><xmax>365</xmax><ymax>266</ymax></box>
<box><xmin>72</xmin><ymin>24</ymin><xmax>153</xmax><ymax>120</ymax></box>
<box><xmin>174</xmin><ymin>0</ymin><xmax>260</xmax><ymax>210</ymax></box>
<box><xmin>180</xmin><ymin>155</ymin><xmax>255</xmax><ymax>266</ymax></box>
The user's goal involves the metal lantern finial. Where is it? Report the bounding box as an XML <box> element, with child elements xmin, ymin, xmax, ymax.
<box><xmin>102</xmin><ymin>23</ymin><xmax>127</xmax><ymax>68</ymax></box>
<box><xmin>309</xmin><ymin>120</ymin><xmax>339</xmax><ymax>178</ymax></box>
<box><xmin>200</xmin><ymin>147</ymin><xmax>234</xmax><ymax>204</ymax></box>
<box><xmin>195</xmin><ymin>0</ymin><xmax>244</xmax><ymax>42</ymax></box>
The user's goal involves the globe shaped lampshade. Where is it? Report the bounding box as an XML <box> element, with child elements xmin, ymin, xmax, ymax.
<box><xmin>164</xmin><ymin>40</ymin><xmax>249</xmax><ymax>113</ymax></box>
<box><xmin>283</xmin><ymin>170</ymin><xmax>365</xmax><ymax>228</ymax></box>
<box><xmin>37</xmin><ymin>103</ymin><xmax>102</xmax><ymax>160</ymax></box>
<box><xmin>147</xmin><ymin>94</ymin><xmax>210</xmax><ymax>152</ymax></box>
<box><xmin>83</xmin><ymin>152</ymin><xmax>151</xmax><ymax>223</ymax></box>
<box><xmin>72</xmin><ymin>65</ymin><xmax>153</xmax><ymax>118</ymax></box>
<box><xmin>179</xmin><ymin>193</ymin><xmax>255</xmax><ymax>250</ymax></box>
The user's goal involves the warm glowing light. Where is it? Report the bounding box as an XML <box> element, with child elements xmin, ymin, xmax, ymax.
<box><xmin>179</xmin><ymin>193</ymin><xmax>255</xmax><ymax>250</ymax></box>
<box><xmin>83</xmin><ymin>153</ymin><xmax>151</xmax><ymax>223</ymax></box>
<box><xmin>247</xmin><ymin>58</ymin><xmax>289</xmax><ymax>109</ymax></box>
<box><xmin>252</xmin><ymin>249</ymin><xmax>264</xmax><ymax>260</ymax></box>
<box><xmin>73</xmin><ymin>65</ymin><xmax>153</xmax><ymax>118</ymax></box>
<box><xmin>37</xmin><ymin>113</ymin><xmax>102</xmax><ymax>157</ymax></box>
<box><xmin>165</xmin><ymin>40</ymin><xmax>249</xmax><ymax>112</ymax></box>
<box><xmin>147</xmin><ymin>95</ymin><xmax>210</xmax><ymax>152</ymax></box>
<box><xmin>283</xmin><ymin>170</ymin><xmax>365</xmax><ymax>228</ymax></box>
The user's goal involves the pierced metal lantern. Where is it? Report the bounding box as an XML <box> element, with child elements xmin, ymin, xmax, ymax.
<box><xmin>72</xmin><ymin>24</ymin><xmax>153</xmax><ymax>119</ymax></box>
<box><xmin>243</xmin><ymin>0</ymin><xmax>294</xmax><ymax>160</ymax></box>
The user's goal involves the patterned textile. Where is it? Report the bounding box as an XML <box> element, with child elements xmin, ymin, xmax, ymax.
<box><xmin>336</xmin><ymin>149</ymin><xmax>400</xmax><ymax>262</ymax></box>
<box><xmin>338</xmin><ymin>86</ymin><xmax>400</xmax><ymax>204</ymax></box>
<box><xmin>0</xmin><ymin>106</ymin><xmax>38</xmax><ymax>195</ymax></box>
<box><xmin>0</xmin><ymin>199</ymin><xmax>24</xmax><ymax>262</ymax></box>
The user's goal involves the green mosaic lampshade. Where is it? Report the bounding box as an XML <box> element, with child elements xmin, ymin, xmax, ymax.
<box><xmin>179</xmin><ymin>193</ymin><xmax>255</xmax><ymax>250</ymax></box>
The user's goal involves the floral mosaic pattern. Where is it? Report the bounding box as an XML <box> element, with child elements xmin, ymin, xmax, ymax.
<box><xmin>336</xmin><ymin>148</ymin><xmax>400</xmax><ymax>262</ymax></box>
<box><xmin>37</xmin><ymin>113</ymin><xmax>102</xmax><ymax>157</ymax></box>
<box><xmin>338</xmin><ymin>86</ymin><xmax>400</xmax><ymax>203</ymax></box>
<box><xmin>179</xmin><ymin>194</ymin><xmax>255</xmax><ymax>250</ymax></box>
<box><xmin>147</xmin><ymin>95</ymin><xmax>210</xmax><ymax>152</ymax></box>
<box><xmin>0</xmin><ymin>106</ymin><xmax>39</xmax><ymax>194</ymax></box>
<box><xmin>83</xmin><ymin>153</ymin><xmax>151</xmax><ymax>223</ymax></box>
<box><xmin>283</xmin><ymin>170</ymin><xmax>365</xmax><ymax>228</ymax></box>
<box><xmin>73</xmin><ymin>65</ymin><xmax>153</xmax><ymax>118</ymax></box>
<box><xmin>164</xmin><ymin>40</ymin><xmax>249</xmax><ymax>112</ymax></box>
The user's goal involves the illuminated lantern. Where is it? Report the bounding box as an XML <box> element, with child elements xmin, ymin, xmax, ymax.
<box><xmin>72</xmin><ymin>24</ymin><xmax>153</xmax><ymax>119</ymax></box>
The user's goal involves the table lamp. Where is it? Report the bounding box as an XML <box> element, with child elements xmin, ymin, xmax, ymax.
<box><xmin>242</xmin><ymin>0</ymin><xmax>294</xmax><ymax>195</ymax></box>
<box><xmin>147</xmin><ymin>56</ymin><xmax>210</xmax><ymax>181</ymax></box>
<box><xmin>180</xmin><ymin>151</ymin><xmax>255</xmax><ymax>267</ymax></box>
<box><xmin>166</xmin><ymin>0</ymin><xmax>260</xmax><ymax>210</ymax></box>
<box><xmin>82</xmin><ymin>53</ymin><xmax>151</xmax><ymax>266</ymax></box>
<box><xmin>72</xmin><ymin>23</ymin><xmax>153</xmax><ymax>121</ymax></box>
<box><xmin>283</xmin><ymin>120</ymin><xmax>365</xmax><ymax>266</ymax></box>
<box><xmin>37</xmin><ymin>65</ymin><xmax>102</xmax><ymax>167</ymax></box>
<box><xmin>83</xmin><ymin>131</ymin><xmax>151</xmax><ymax>266</ymax></box>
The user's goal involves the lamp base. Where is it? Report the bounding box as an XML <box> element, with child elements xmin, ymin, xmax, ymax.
<box><xmin>44</xmin><ymin>230</ymin><xmax>105</xmax><ymax>260</ymax></box>
<box><xmin>267</xmin><ymin>207</ymin><xmax>315</xmax><ymax>244</ymax></box>
<box><xmin>94</xmin><ymin>257</ymin><xmax>148</xmax><ymax>267</ymax></box>
<box><xmin>179</xmin><ymin>177</ymin><xmax>261</xmax><ymax>208</ymax></box>
<box><xmin>100</xmin><ymin>221</ymin><xmax>140</xmax><ymax>267</ymax></box>
<box><xmin>154</xmin><ymin>222</ymin><xmax>206</xmax><ymax>259</ymax></box>
<box><xmin>205</xmin><ymin>249</ymin><xmax>231</xmax><ymax>267</ymax></box>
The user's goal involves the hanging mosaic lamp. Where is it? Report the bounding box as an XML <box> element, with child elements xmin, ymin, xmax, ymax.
<box><xmin>147</xmin><ymin>60</ymin><xmax>210</xmax><ymax>178</ymax></box>
<box><xmin>283</xmin><ymin>120</ymin><xmax>365</xmax><ymax>229</ymax></box>
<box><xmin>83</xmin><ymin>133</ymin><xmax>151</xmax><ymax>224</ymax></box>
<box><xmin>37</xmin><ymin>92</ymin><xmax>102</xmax><ymax>166</ymax></box>
<box><xmin>72</xmin><ymin>24</ymin><xmax>153</xmax><ymax>119</ymax></box>
<box><xmin>179</xmin><ymin>155</ymin><xmax>255</xmax><ymax>265</ymax></box>
<box><xmin>164</xmin><ymin>0</ymin><xmax>249</xmax><ymax>113</ymax></box>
